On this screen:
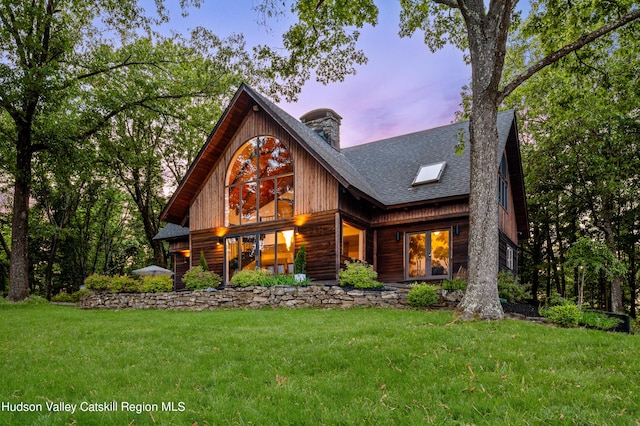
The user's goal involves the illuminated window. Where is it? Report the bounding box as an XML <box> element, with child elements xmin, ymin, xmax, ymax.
<box><xmin>407</xmin><ymin>230</ymin><xmax>450</xmax><ymax>279</ymax></box>
<box><xmin>226</xmin><ymin>136</ymin><xmax>294</xmax><ymax>225</ymax></box>
<box><xmin>342</xmin><ymin>221</ymin><xmax>364</xmax><ymax>261</ymax></box>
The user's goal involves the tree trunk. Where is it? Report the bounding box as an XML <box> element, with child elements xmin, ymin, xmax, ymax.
<box><xmin>602</xmin><ymin>204</ymin><xmax>622</xmax><ymax>312</ymax></box>
<box><xmin>457</xmin><ymin>1</ymin><xmax>513</xmax><ymax>320</ymax></box>
<box><xmin>8</xmin><ymin>127</ymin><xmax>32</xmax><ymax>301</ymax></box>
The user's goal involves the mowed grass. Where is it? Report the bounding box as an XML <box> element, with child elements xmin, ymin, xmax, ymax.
<box><xmin>0</xmin><ymin>304</ymin><xmax>639</xmax><ymax>425</ymax></box>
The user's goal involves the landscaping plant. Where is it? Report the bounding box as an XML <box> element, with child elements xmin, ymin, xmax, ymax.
<box><xmin>407</xmin><ymin>283</ymin><xmax>439</xmax><ymax>308</ymax></box>
<box><xmin>182</xmin><ymin>266</ymin><xmax>222</xmax><ymax>290</ymax></box>
<box><xmin>338</xmin><ymin>260</ymin><xmax>384</xmax><ymax>289</ymax></box>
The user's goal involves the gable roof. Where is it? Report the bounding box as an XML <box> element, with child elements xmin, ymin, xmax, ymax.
<box><xmin>160</xmin><ymin>84</ymin><xmax>527</xmax><ymax>234</ymax></box>
<box><xmin>342</xmin><ymin>110</ymin><xmax>516</xmax><ymax>207</ymax></box>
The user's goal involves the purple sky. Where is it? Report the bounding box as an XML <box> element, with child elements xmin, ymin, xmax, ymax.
<box><xmin>156</xmin><ymin>1</ymin><xmax>470</xmax><ymax>147</ymax></box>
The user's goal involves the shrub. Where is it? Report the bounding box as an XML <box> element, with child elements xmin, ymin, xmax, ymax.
<box><xmin>542</xmin><ymin>303</ymin><xmax>582</xmax><ymax>328</ymax></box>
<box><xmin>497</xmin><ymin>271</ymin><xmax>529</xmax><ymax>302</ymax></box>
<box><xmin>182</xmin><ymin>266</ymin><xmax>222</xmax><ymax>290</ymax></box>
<box><xmin>84</xmin><ymin>274</ymin><xmax>111</xmax><ymax>291</ymax></box>
<box><xmin>580</xmin><ymin>312</ymin><xmax>622</xmax><ymax>331</ymax></box>
<box><xmin>51</xmin><ymin>292</ymin><xmax>75</xmax><ymax>303</ymax></box>
<box><xmin>109</xmin><ymin>275</ymin><xmax>141</xmax><ymax>293</ymax></box>
<box><xmin>72</xmin><ymin>289</ymin><xmax>91</xmax><ymax>301</ymax></box>
<box><xmin>442</xmin><ymin>277</ymin><xmax>466</xmax><ymax>291</ymax></box>
<box><xmin>140</xmin><ymin>275</ymin><xmax>173</xmax><ymax>293</ymax></box>
<box><xmin>24</xmin><ymin>295</ymin><xmax>49</xmax><ymax>305</ymax></box>
<box><xmin>199</xmin><ymin>250</ymin><xmax>209</xmax><ymax>271</ymax></box>
<box><xmin>338</xmin><ymin>260</ymin><xmax>384</xmax><ymax>289</ymax></box>
<box><xmin>294</xmin><ymin>244</ymin><xmax>307</xmax><ymax>274</ymax></box>
<box><xmin>230</xmin><ymin>269</ymin><xmax>272</xmax><ymax>287</ymax></box>
<box><xmin>407</xmin><ymin>283</ymin><xmax>440</xmax><ymax>308</ymax></box>
<box><xmin>270</xmin><ymin>274</ymin><xmax>309</xmax><ymax>286</ymax></box>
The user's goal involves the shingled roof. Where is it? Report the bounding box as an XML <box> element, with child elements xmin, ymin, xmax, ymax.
<box><xmin>160</xmin><ymin>84</ymin><xmax>525</xmax><ymax>230</ymax></box>
<box><xmin>342</xmin><ymin>110</ymin><xmax>517</xmax><ymax>207</ymax></box>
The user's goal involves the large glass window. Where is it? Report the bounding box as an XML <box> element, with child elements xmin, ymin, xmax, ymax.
<box><xmin>227</xmin><ymin>136</ymin><xmax>294</xmax><ymax>226</ymax></box>
<box><xmin>225</xmin><ymin>230</ymin><xmax>295</xmax><ymax>281</ymax></box>
<box><xmin>407</xmin><ymin>230</ymin><xmax>450</xmax><ymax>279</ymax></box>
<box><xmin>342</xmin><ymin>221</ymin><xmax>364</xmax><ymax>260</ymax></box>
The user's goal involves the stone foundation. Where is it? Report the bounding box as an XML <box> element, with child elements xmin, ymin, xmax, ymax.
<box><xmin>81</xmin><ymin>285</ymin><xmax>413</xmax><ymax>311</ymax></box>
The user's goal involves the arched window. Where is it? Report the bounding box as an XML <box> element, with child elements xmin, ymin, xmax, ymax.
<box><xmin>226</xmin><ymin>136</ymin><xmax>294</xmax><ymax>225</ymax></box>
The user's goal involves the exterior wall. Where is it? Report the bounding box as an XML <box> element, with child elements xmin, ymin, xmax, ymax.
<box><xmin>168</xmin><ymin>240</ymin><xmax>190</xmax><ymax>290</ymax></box>
<box><xmin>190</xmin><ymin>108</ymin><xmax>339</xmax><ymax>232</ymax></box>
<box><xmin>498</xmin><ymin>152</ymin><xmax>519</xmax><ymax>245</ymax></box>
<box><xmin>374</xmin><ymin>217</ymin><xmax>470</xmax><ymax>283</ymax></box>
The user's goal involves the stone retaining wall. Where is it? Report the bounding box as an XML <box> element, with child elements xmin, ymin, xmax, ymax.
<box><xmin>81</xmin><ymin>285</ymin><xmax>412</xmax><ymax>311</ymax></box>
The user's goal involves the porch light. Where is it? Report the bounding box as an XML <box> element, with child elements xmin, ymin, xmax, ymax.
<box><xmin>282</xmin><ymin>229</ymin><xmax>295</xmax><ymax>250</ymax></box>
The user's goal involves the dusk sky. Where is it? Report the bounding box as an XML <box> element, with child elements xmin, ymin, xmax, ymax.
<box><xmin>155</xmin><ymin>1</ymin><xmax>470</xmax><ymax>147</ymax></box>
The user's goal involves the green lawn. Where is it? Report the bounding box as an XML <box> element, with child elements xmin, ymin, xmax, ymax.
<box><xmin>0</xmin><ymin>303</ymin><xmax>638</xmax><ymax>425</ymax></box>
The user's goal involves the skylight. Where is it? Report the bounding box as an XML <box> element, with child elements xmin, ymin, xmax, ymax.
<box><xmin>413</xmin><ymin>162</ymin><xmax>446</xmax><ymax>186</ymax></box>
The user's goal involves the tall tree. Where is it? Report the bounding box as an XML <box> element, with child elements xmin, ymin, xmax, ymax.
<box><xmin>504</xmin><ymin>18</ymin><xmax>640</xmax><ymax>312</ymax></box>
<box><xmin>0</xmin><ymin>1</ymin><xmax>263</xmax><ymax>300</ymax></box>
<box><xmin>255</xmin><ymin>0</ymin><xmax>640</xmax><ymax>319</ymax></box>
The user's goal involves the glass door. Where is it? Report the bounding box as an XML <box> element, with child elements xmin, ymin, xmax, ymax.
<box><xmin>407</xmin><ymin>230</ymin><xmax>450</xmax><ymax>280</ymax></box>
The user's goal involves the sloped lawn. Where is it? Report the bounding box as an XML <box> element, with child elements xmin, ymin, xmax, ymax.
<box><xmin>0</xmin><ymin>303</ymin><xmax>638</xmax><ymax>425</ymax></box>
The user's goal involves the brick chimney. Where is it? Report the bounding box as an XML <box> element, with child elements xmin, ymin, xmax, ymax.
<box><xmin>300</xmin><ymin>108</ymin><xmax>342</xmax><ymax>151</ymax></box>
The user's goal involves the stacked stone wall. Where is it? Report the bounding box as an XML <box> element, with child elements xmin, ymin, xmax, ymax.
<box><xmin>81</xmin><ymin>285</ymin><xmax>411</xmax><ymax>311</ymax></box>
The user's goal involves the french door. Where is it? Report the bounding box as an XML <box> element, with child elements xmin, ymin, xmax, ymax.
<box><xmin>406</xmin><ymin>230</ymin><xmax>450</xmax><ymax>280</ymax></box>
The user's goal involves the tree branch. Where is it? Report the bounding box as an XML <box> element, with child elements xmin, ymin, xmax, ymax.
<box><xmin>433</xmin><ymin>0</ymin><xmax>460</xmax><ymax>8</ymax></box>
<box><xmin>498</xmin><ymin>8</ymin><xmax>640</xmax><ymax>103</ymax></box>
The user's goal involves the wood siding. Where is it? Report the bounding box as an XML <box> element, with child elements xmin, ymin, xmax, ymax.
<box><xmin>296</xmin><ymin>211</ymin><xmax>339</xmax><ymax>280</ymax></box>
<box><xmin>191</xmin><ymin>228</ymin><xmax>225</xmax><ymax>278</ymax></box>
<box><xmin>375</xmin><ymin>218</ymin><xmax>470</xmax><ymax>283</ymax></box>
<box><xmin>191</xmin><ymin>108</ymin><xmax>339</xmax><ymax>231</ymax></box>
<box><xmin>372</xmin><ymin>200</ymin><xmax>469</xmax><ymax>227</ymax></box>
<box><xmin>498</xmin><ymin>182</ymin><xmax>519</xmax><ymax>245</ymax></box>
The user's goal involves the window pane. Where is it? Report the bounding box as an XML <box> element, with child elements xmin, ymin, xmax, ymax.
<box><xmin>409</xmin><ymin>233</ymin><xmax>427</xmax><ymax>278</ymax></box>
<box><xmin>228</xmin><ymin>140</ymin><xmax>257</xmax><ymax>184</ymax></box>
<box><xmin>226</xmin><ymin>237</ymin><xmax>240</xmax><ymax>279</ymax></box>
<box><xmin>259</xmin><ymin>136</ymin><xmax>293</xmax><ymax>178</ymax></box>
<box><xmin>342</xmin><ymin>222</ymin><xmax>364</xmax><ymax>260</ymax></box>
<box><xmin>259</xmin><ymin>233</ymin><xmax>276</xmax><ymax>274</ymax></box>
<box><xmin>278</xmin><ymin>230</ymin><xmax>295</xmax><ymax>274</ymax></box>
<box><xmin>241</xmin><ymin>183</ymin><xmax>257</xmax><ymax>224</ymax></box>
<box><xmin>430</xmin><ymin>231</ymin><xmax>449</xmax><ymax>276</ymax></box>
<box><xmin>228</xmin><ymin>186</ymin><xmax>241</xmax><ymax>225</ymax></box>
<box><xmin>241</xmin><ymin>235</ymin><xmax>257</xmax><ymax>271</ymax></box>
<box><xmin>276</xmin><ymin>175</ymin><xmax>294</xmax><ymax>219</ymax></box>
<box><xmin>258</xmin><ymin>178</ymin><xmax>276</xmax><ymax>222</ymax></box>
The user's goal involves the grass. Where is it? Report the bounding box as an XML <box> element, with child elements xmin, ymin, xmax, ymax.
<box><xmin>0</xmin><ymin>303</ymin><xmax>639</xmax><ymax>425</ymax></box>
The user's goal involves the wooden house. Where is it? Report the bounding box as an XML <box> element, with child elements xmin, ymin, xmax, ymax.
<box><xmin>157</xmin><ymin>84</ymin><xmax>528</xmax><ymax>289</ymax></box>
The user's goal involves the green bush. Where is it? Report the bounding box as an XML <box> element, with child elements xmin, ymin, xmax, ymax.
<box><xmin>294</xmin><ymin>244</ymin><xmax>306</xmax><ymax>274</ymax></box>
<box><xmin>541</xmin><ymin>303</ymin><xmax>582</xmax><ymax>328</ymax></box>
<box><xmin>442</xmin><ymin>277</ymin><xmax>466</xmax><ymax>291</ymax></box>
<box><xmin>140</xmin><ymin>275</ymin><xmax>173</xmax><ymax>293</ymax></box>
<box><xmin>407</xmin><ymin>283</ymin><xmax>440</xmax><ymax>308</ymax></box>
<box><xmin>497</xmin><ymin>271</ymin><xmax>529</xmax><ymax>302</ymax></box>
<box><xmin>84</xmin><ymin>274</ymin><xmax>111</xmax><ymax>291</ymax></box>
<box><xmin>270</xmin><ymin>274</ymin><xmax>309</xmax><ymax>286</ymax></box>
<box><xmin>338</xmin><ymin>260</ymin><xmax>384</xmax><ymax>289</ymax></box>
<box><xmin>230</xmin><ymin>269</ymin><xmax>272</xmax><ymax>287</ymax></box>
<box><xmin>51</xmin><ymin>292</ymin><xmax>75</xmax><ymax>303</ymax></box>
<box><xmin>182</xmin><ymin>266</ymin><xmax>222</xmax><ymax>290</ymax></box>
<box><xmin>73</xmin><ymin>289</ymin><xmax>91</xmax><ymax>301</ymax></box>
<box><xmin>109</xmin><ymin>275</ymin><xmax>141</xmax><ymax>293</ymax></box>
<box><xmin>580</xmin><ymin>312</ymin><xmax>622</xmax><ymax>331</ymax></box>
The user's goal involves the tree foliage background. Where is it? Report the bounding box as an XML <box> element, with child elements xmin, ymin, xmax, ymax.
<box><xmin>0</xmin><ymin>0</ymin><xmax>638</xmax><ymax>319</ymax></box>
